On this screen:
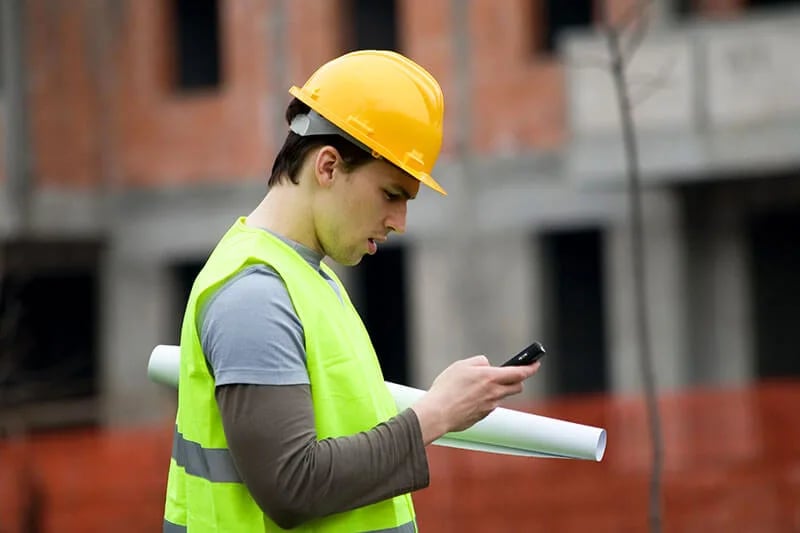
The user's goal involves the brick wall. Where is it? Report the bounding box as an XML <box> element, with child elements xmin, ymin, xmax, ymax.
<box><xmin>2</xmin><ymin>381</ymin><xmax>798</xmax><ymax>532</ymax></box>
<box><xmin>20</xmin><ymin>0</ymin><xmax>750</xmax><ymax>191</ymax></box>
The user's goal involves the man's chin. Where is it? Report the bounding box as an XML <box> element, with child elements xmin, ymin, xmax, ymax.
<box><xmin>331</xmin><ymin>253</ymin><xmax>363</xmax><ymax>267</ymax></box>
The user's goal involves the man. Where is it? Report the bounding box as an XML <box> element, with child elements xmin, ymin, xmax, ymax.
<box><xmin>163</xmin><ymin>50</ymin><xmax>540</xmax><ymax>532</ymax></box>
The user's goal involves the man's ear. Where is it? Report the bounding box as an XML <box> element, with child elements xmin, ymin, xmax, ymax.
<box><xmin>314</xmin><ymin>146</ymin><xmax>340</xmax><ymax>189</ymax></box>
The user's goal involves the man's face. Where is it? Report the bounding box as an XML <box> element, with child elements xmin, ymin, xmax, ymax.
<box><xmin>316</xmin><ymin>157</ymin><xmax>420</xmax><ymax>266</ymax></box>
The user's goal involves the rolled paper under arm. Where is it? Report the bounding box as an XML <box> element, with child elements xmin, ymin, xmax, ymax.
<box><xmin>148</xmin><ymin>345</ymin><xmax>606</xmax><ymax>461</ymax></box>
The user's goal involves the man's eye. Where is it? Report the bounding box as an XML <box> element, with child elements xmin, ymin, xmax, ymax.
<box><xmin>384</xmin><ymin>191</ymin><xmax>401</xmax><ymax>201</ymax></box>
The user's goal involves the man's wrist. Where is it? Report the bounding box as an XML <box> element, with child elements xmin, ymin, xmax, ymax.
<box><xmin>410</xmin><ymin>398</ymin><xmax>448</xmax><ymax>445</ymax></box>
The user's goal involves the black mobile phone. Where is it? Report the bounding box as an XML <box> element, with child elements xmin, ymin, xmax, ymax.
<box><xmin>501</xmin><ymin>341</ymin><xmax>546</xmax><ymax>367</ymax></box>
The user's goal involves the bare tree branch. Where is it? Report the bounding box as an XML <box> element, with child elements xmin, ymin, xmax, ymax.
<box><xmin>620</xmin><ymin>1</ymin><xmax>652</xmax><ymax>64</ymax></box>
<box><xmin>628</xmin><ymin>57</ymin><xmax>678</xmax><ymax>108</ymax></box>
<box><xmin>601</xmin><ymin>2</ymin><xmax>664</xmax><ymax>532</ymax></box>
<box><xmin>608</xmin><ymin>0</ymin><xmax>654</xmax><ymax>32</ymax></box>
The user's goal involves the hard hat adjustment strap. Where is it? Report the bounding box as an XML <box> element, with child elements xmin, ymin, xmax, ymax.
<box><xmin>289</xmin><ymin>110</ymin><xmax>378</xmax><ymax>159</ymax></box>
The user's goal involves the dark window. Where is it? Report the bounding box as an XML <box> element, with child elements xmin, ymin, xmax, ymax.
<box><xmin>748</xmin><ymin>208</ymin><xmax>800</xmax><ymax>378</ymax></box>
<box><xmin>170</xmin><ymin>260</ymin><xmax>205</xmax><ymax>344</ymax></box>
<box><xmin>172</xmin><ymin>0</ymin><xmax>222</xmax><ymax>90</ymax></box>
<box><xmin>345</xmin><ymin>0</ymin><xmax>399</xmax><ymax>52</ymax></box>
<box><xmin>0</xmin><ymin>241</ymin><xmax>102</xmax><ymax>415</ymax></box>
<box><xmin>674</xmin><ymin>0</ymin><xmax>694</xmax><ymax>17</ymax></box>
<box><xmin>535</xmin><ymin>0</ymin><xmax>593</xmax><ymax>54</ymax></box>
<box><xmin>352</xmin><ymin>246</ymin><xmax>409</xmax><ymax>385</ymax></box>
<box><xmin>539</xmin><ymin>229</ymin><xmax>608</xmax><ymax>395</ymax></box>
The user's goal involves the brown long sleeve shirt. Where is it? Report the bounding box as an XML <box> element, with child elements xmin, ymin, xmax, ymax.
<box><xmin>216</xmin><ymin>384</ymin><xmax>429</xmax><ymax>530</ymax></box>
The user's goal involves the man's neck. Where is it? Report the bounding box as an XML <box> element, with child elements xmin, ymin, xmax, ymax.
<box><xmin>246</xmin><ymin>187</ymin><xmax>322</xmax><ymax>255</ymax></box>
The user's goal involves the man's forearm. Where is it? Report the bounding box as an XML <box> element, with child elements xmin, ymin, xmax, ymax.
<box><xmin>216</xmin><ymin>384</ymin><xmax>429</xmax><ymax>529</ymax></box>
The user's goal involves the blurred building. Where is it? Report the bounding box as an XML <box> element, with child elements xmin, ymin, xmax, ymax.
<box><xmin>0</xmin><ymin>0</ymin><xmax>799</xmax><ymax>428</ymax></box>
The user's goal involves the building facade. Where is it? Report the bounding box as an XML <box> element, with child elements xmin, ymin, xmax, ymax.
<box><xmin>1</xmin><ymin>0</ymin><xmax>798</xmax><ymax>427</ymax></box>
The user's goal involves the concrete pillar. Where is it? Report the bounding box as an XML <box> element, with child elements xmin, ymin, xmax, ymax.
<box><xmin>408</xmin><ymin>233</ymin><xmax>547</xmax><ymax>399</ymax></box>
<box><xmin>606</xmin><ymin>189</ymin><xmax>689</xmax><ymax>393</ymax></box>
<box><xmin>407</xmin><ymin>238</ymin><xmax>470</xmax><ymax>389</ymax></box>
<box><xmin>0</xmin><ymin>188</ymin><xmax>10</xmax><ymax>236</ymax></box>
<box><xmin>100</xmin><ymin>253</ymin><xmax>176</xmax><ymax>425</ymax></box>
<box><xmin>267</xmin><ymin>0</ymin><xmax>288</xmax><ymax>147</ymax></box>
<box><xmin>706</xmin><ymin>220</ymin><xmax>752</xmax><ymax>384</ymax></box>
<box><xmin>685</xmin><ymin>189</ymin><xmax>752</xmax><ymax>385</ymax></box>
<box><xmin>2</xmin><ymin>0</ymin><xmax>32</xmax><ymax>234</ymax></box>
<box><xmin>469</xmin><ymin>233</ymin><xmax>547</xmax><ymax>399</ymax></box>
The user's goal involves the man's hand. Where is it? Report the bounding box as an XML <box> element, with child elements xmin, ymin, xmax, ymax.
<box><xmin>411</xmin><ymin>355</ymin><xmax>541</xmax><ymax>445</ymax></box>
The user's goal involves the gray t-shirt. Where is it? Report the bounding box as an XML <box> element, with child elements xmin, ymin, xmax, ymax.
<box><xmin>199</xmin><ymin>231</ymin><xmax>341</xmax><ymax>386</ymax></box>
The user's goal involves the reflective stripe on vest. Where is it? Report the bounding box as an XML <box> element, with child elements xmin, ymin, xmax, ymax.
<box><xmin>163</xmin><ymin>519</ymin><xmax>186</xmax><ymax>533</ymax></box>
<box><xmin>171</xmin><ymin>426</ymin><xmax>241</xmax><ymax>483</ymax></box>
<box><xmin>163</xmin><ymin>519</ymin><xmax>418</xmax><ymax>533</ymax></box>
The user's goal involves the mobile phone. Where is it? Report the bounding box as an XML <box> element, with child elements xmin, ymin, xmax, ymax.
<box><xmin>501</xmin><ymin>341</ymin><xmax>546</xmax><ymax>367</ymax></box>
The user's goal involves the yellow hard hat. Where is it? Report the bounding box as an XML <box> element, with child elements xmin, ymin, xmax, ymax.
<box><xmin>289</xmin><ymin>50</ymin><xmax>447</xmax><ymax>195</ymax></box>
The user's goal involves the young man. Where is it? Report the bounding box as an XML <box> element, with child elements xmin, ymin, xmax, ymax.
<box><xmin>163</xmin><ymin>50</ymin><xmax>540</xmax><ymax>532</ymax></box>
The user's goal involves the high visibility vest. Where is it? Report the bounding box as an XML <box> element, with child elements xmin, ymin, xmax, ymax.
<box><xmin>163</xmin><ymin>218</ymin><xmax>416</xmax><ymax>532</ymax></box>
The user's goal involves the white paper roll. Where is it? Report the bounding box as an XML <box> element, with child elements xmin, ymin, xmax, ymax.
<box><xmin>148</xmin><ymin>345</ymin><xmax>182</xmax><ymax>388</ymax></box>
<box><xmin>384</xmin><ymin>382</ymin><xmax>606</xmax><ymax>461</ymax></box>
<box><xmin>148</xmin><ymin>345</ymin><xmax>606</xmax><ymax>461</ymax></box>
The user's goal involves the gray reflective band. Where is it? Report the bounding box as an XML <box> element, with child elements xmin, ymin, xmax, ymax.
<box><xmin>289</xmin><ymin>110</ymin><xmax>376</xmax><ymax>156</ymax></box>
<box><xmin>163</xmin><ymin>519</ymin><xmax>186</xmax><ymax>533</ymax></box>
<box><xmin>169</xmin><ymin>427</ymin><xmax>414</xmax><ymax>532</ymax></box>
<box><xmin>367</xmin><ymin>520</ymin><xmax>417</xmax><ymax>533</ymax></box>
<box><xmin>171</xmin><ymin>426</ymin><xmax>242</xmax><ymax>483</ymax></box>
<box><xmin>163</xmin><ymin>517</ymin><xmax>415</xmax><ymax>532</ymax></box>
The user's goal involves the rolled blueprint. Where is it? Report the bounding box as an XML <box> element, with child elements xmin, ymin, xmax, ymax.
<box><xmin>385</xmin><ymin>382</ymin><xmax>606</xmax><ymax>461</ymax></box>
<box><xmin>148</xmin><ymin>345</ymin><xmax>606</xmax><ymax>461</ymax></box>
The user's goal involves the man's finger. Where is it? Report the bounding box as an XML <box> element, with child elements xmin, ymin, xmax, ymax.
<box><xmin>491</xmin><ymin>362</ymin><xmax>541</xmax><ymax>384</ymax></box>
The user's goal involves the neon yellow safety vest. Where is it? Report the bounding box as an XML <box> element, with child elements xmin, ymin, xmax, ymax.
<box><xmin>163</xmin><ymin>218</ymin><xmax>417</xmax><ymax>532</ymax></box>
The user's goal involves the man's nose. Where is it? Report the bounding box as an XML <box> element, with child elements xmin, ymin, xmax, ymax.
<box><xmin>386</xmin><ymin>202</ymin><xmax>408</xmax><ymax>234</ymax></box>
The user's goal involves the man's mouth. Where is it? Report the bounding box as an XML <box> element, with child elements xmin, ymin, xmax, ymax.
<box><xmin>367</xmin><ymin>238</ymin><xmax>377</xmax><ymax>255</ymax></box>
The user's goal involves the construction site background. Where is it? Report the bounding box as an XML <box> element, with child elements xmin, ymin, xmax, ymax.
<box><xmin>2</xmin><ymin>1</ymin><xmax>800</xmax><ymax>531</ymax></box>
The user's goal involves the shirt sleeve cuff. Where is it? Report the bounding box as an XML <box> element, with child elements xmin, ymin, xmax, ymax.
<box><xmin>397</xmin><ymin>408</ymin><xmax>430</xmax><ymax>491</ymax></box>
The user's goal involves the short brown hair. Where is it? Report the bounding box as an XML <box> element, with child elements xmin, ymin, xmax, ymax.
<box><xmin>268</xmin><ymin>98</ymin><xmax>374</xmax><ymax>187</ymax></box>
